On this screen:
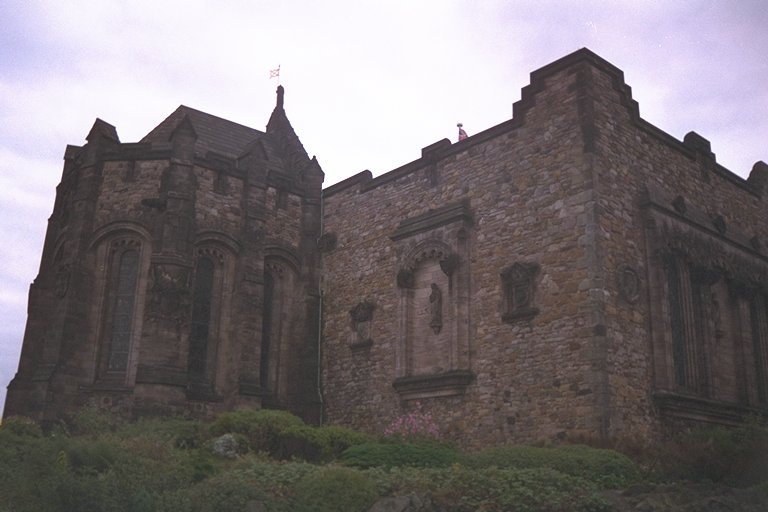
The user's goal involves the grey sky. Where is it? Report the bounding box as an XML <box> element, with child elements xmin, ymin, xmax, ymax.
<box><xmin>1</xmin><ymin>0</ymin><xmax>766</xmax><ymax>411</ymax></box>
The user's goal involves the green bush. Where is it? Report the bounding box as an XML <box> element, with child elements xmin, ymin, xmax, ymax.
<box><xmin>656</xmin><ymin>422</ymin><xmax>768</xmax><ymax>486</ymax></box>
<box><xmin>278</xmin><ymin>424</ymin><xmax>332</xmax><ymax>462</ymax></box>
<box><xmin>115</xmin><ymin>417</ymin><xmax>208</xmax><ymax>450</ymax></box>
<box><xmin>277</xmin><ymin>424</ymin><xmax>370</xmax><ymax>462</ymax></box>
<box><xmin>68</xmin><ymin>405</ymin><xmax>122</xmax><ymax>436</ymax></box>
<box><xmin>293</xmin><ymin>467</ymin><xmax>378</xmax><ymax>512</ymax></box>
<box><xmin>65</xmin><ymin>438</ymin><xmax>120</xmax><ymax>475</ymax></box>
<box><xmin>461</xmin><ymin>444</ymin><xmax>640</xmax><ymax>488</ymax></box>
<box><xmin>0</xmin><ymin>416</ymin><xmax>43</xmax><ymax>437</ymax></box>
<box><xmin>410</xmin><ymin>466</ymin><xmax>609</xmax><ymax>512</ymax></box>
<box><xmin>209</xmin><ymin>409</ymin><xmax>304</xmax><ymax>456</ymax></box>
<box><xmin>341</xmin><ymin>441</ymin><xmax>460</xmax><ymax>469</ymax></box>
<box><xmin>318</xmin><ymin>425</ymin><xmax>371</xmax><ymax>456</ymax></box>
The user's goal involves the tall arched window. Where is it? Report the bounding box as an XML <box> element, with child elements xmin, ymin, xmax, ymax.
<box><xmin>107</xmin><ymin>249</ymin><xmax>139</xmax><ymax>372</ymax></box>
<box><xmin>260</xmin><ymin>271</ymin><xmax>275</xmax><ymax>390</ymax></box>
<box><xmin>188</xmin><ymin>256</ymin><xmax>215</xmax><ymax>382</ymax></box>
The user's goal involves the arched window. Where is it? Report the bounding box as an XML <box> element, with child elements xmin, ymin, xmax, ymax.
<box><xmin>188</xmin><ymin>256</ymin><xmax>214</xmax><ymax>381</ymax></box>
<box><xmin>107</xmin><ymin>249</ymin><xmax>139</xmax><ymax>372</ymax></box>
<box><xmin>259</xmin><ymin>258</ymin><xmax>297</xmax><ymax>403</ymax></box>
<box><xmin>260</xmin><ymin>271</ymin><xmax>275</xmax><ymax>390</ymax></box>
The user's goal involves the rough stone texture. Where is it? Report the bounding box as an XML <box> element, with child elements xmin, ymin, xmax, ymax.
<box><xmin>4</xmin><ymin>49</ymin><xmax>767</xmax><ymax>449</ymax></box>
<box><xmin>320</xmin><ymin>49</ymin><xmax>768</xmax><ymax>448</ymax></box>
<box><xmin>4</xmin><ymin>93</ymin><xmax>324</xmax><ymax>424</ymax></box>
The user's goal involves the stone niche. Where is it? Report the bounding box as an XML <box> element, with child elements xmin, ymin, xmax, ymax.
<box><xmin>390</xmin><ymin>201</ymin><xmax>475</xmax><ymax>400</ymax></box>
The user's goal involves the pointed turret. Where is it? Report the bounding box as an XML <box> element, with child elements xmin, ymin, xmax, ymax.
<box><xmin>85</xmin><ymin>118</ymin><xmax>119</xmax><ymax>148</ymax></box>
<box><xmin>169</xmin><ymin>114</ymin><xmax>198</xmax><ymax>162</ymax></box>
<box><xmin>266</xmin><ymin>86</ymin><xmax>311</xmax><ymax>175</ymax></box>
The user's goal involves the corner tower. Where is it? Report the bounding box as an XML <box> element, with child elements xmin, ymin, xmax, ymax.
<box><xmin>4</xmin><ymin>87</ymin><xmax>324</xmax><ymax>423</ymax></box>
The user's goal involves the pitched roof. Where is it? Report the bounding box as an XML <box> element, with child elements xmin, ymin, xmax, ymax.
<box><xmin>140</xmin><ymin>105</ymin><xmax>263</xmax><ymax>159</ymax></box>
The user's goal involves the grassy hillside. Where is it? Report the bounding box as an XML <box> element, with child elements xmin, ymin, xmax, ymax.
<box><xmin>1</xmin><ymin>409</ymin><xmax>766</xmax><ymax>512</ymax></box>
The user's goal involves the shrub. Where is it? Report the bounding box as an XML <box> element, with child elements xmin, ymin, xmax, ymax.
<box><xmin>115</xmin><ymin>417</ymin><xmax>208</xmax><ymax>450</ymax></box>
<box><xmin>277</xmin><ymin>424</ymin><xmax>370</xmax><ymax>462</ymax></box>
<box><xmin>209</xmin><ymin>409</ymin><xmax>304</xmax><ymax>455</ymax></box>
<box><xmin>368</xmin><ymin>465</ymin><xmax>608</xmax><ymax>512</ymax></box>
<box><xmin>68</xmin><ymin>405</ymin><xmax>121</xmax><ymax>436</ymax></box>
<box><xmin>158</xmin><ymin>469</ymin><xmax>267</xmax><ymax>512</ymax></box>
<box><xmin>65</xmin><ymin>438</ymin><xmax>120</xmax><ymax>475</ymax></box>
<box><xmin>293</xmin><ymin>467</ymin><xmax>378</xmax><ymax>512</ymax></box>
<box><xmin>278</xmin><ymin>424</ymin><xmax>332</xmax><ymax>462</ymax></box>
<box><xmin>461</xmin><ymin>444</ymin><xmax>640</xmax><ymax>488</ymax></box>
<box><xmin>341</xmin><ymin>442</ymin><xmax>460</xmax><ymax>469</ymax></box>
<box><xmin>655</xmin><ymin>422</ymin><xmax>768</xmax><ymax>486</ymax></box>
<box><xmin>0</xmin><ymin>416</ymin><xmax>43</xmax><ymax>437</ymax></box>
<box><xmin>318</xmin><ymin>425</ymin><xmax>371</xmax><ymax>457</ymax></box>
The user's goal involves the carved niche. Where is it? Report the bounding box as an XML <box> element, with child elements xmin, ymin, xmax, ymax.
<box><xmin>617</xmin><ymin>264</ymin><xmax>641</xmax><ymax>304</ymax></box>
<box><xmin>500</xmin><ymin>262</ymin><xmax>540</xmax><ymax>322</ymax></box>
<box><xmin>390</xmin><ymin>200</ymin><xmax>474</xmax><ymax>400</ymax></box>
<box><xmin>349</xmin><ymin>300</ymin><xmax>375</xmax><ymax>350</ymax></box>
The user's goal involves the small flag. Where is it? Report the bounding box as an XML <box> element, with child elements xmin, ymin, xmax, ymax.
<box><xmin>269</xmin><ymin>65</ymin><xmax>280</xmax><ymax>79</ymax></box>
<box><xmin>457</xmin><ymin>123</ymin><xmax>468</xmax><ymax>141</ymax></box>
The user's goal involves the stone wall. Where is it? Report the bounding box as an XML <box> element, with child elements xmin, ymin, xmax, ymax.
<box><xmin>321</xmin><ymin>49</ymin><xmax>768</xmax><ymax>448</ymax></box>
<box><xmin>322</xmin><ymin>61</ymin><xmax>610</xmax><ymax>448</ymax></box>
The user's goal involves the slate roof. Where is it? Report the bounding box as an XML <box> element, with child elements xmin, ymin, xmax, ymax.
<box><xmin>140</xmin><ymin>105</ymin><xmax>264</xmax><ymax>159</ymax></box>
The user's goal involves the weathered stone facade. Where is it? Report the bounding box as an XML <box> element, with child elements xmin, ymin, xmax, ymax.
<box><xmin>5</xmin><ymin>49</ymin><xmax>768</xmax><ymax>447</ymax></box>
<box><xmin>319</xmin><ymin>49</ymin><xmax>768</xmax><ymax>447</ymax></box>
<box><xmin>4</xmin><ymin>87</ymin><xmax>323</xmax><ymax>423</ymax></box>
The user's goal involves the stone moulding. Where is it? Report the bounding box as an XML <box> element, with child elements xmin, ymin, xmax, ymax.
<box><xmin>349</xmin><ymin>338</ymin><xmax>374</xmax><ymax>351</ymax></box>
<box><xmin>392</xmin><ymin>370</ymin><xmax>476</xmax><ymax>400</ymax></box>
<box><xmin>653</xmin><ymin>390</ymin><xmax>766</xmax><ymax>426</ymax></box>
<box><xmin>390</xmin><ymin>200</ymin><xmax>473</xmax><ymax>241</ymax></box>
<box><xmin>135</xmin><ymin>365</ymin><xmax>188</xmax><ymax>387</ymax></box>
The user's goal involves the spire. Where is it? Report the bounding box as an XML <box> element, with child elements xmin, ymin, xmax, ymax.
<box><xmin>276</xmin><ymin>84</ymin><xmax>285</xmax><ymax>110</ymax></box>
<box><xmin>266</xmin><ymin>85</ymin><xmax>311</xmax><ymax>175</ymax></box>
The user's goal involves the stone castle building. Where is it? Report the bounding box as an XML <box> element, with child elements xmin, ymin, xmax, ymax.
<box><xmin>5</xmin><ymin>49</ymin><xmax>768</xmax><ymax>446</ymax></box>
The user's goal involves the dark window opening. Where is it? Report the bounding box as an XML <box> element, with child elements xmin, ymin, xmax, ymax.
<box><xmin>107</xmin><ymin>250</ymin><xmax>139</xmax><ymax>372</ymax></box>
<box><xmin>260</xmin><ymin>272</ymin><xmax>275</xmax><ymax>390</ymax></box>
<box><xmin>188</xmin><ymin>257</ymin><xmax>214</xmax><ymax>381</ymax></box>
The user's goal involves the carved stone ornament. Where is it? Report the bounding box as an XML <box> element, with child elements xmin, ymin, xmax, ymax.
<box><xmin>653</xmin><ymin>220</ymin><xmax>768</xmax><ymax>292</ymax></box>
<box><xmin>500</xmin><ymin>262</ymin><xmax>541</xmax><ymax>322</ymax></box>
<box><xmin>349</xmin><ymin>300</ymin><xmax>375</xmax><ymax>323</ymax></box>
<box><xmin>711</xmin><ymin>214</ymin><xmax>726</xmax><ymax>235</ymax></box>
<box><xmin>397</xmin><ymin>268</ymin><xmax>415</xmax><ymax>289</ymax></box>
<box><xmin>349</xmin><ymin>300</ymin><xmax>375</xmax><ymax>350</ymax></box>
<box><xmin>439</xmin><ymin>253</ymin><xmax>459</xmax><ymax>277</ymax></box>
<box><xmin>317</xmin><ymin>232</ymin><xmax>338</xmax><ymax>252</ymax></box>
<box><xmin>672</xmin><ymin>195</ymin><xmax>687</xmax><ymax>215</ymax></box>
<box><xmin>617</xmin><ymin>264</ymin><xmax>640</xmax><ymax>304</ymax></box>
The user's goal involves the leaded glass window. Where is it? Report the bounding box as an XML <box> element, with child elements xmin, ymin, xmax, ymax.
<box><xmin>107</xmin><ymin>249</ymin><xmax>139</xmax><ymax>372</ymax></box>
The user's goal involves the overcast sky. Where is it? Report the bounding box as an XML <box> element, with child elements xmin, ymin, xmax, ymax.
<box><xmin>1</xmin><ymin>0</ymin><xmax>766</xmax><ymax>412</ymax></box>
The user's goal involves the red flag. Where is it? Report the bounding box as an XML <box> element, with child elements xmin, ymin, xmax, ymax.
<box><xmin>457</xmin><ymin>123</ymin><xmax>468</xmax><ymax>141</ymax></box>
<box><xmin>269</xmin><ymin>66</ymin><xmax>280</xmax><ymax>79</ymax></box>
